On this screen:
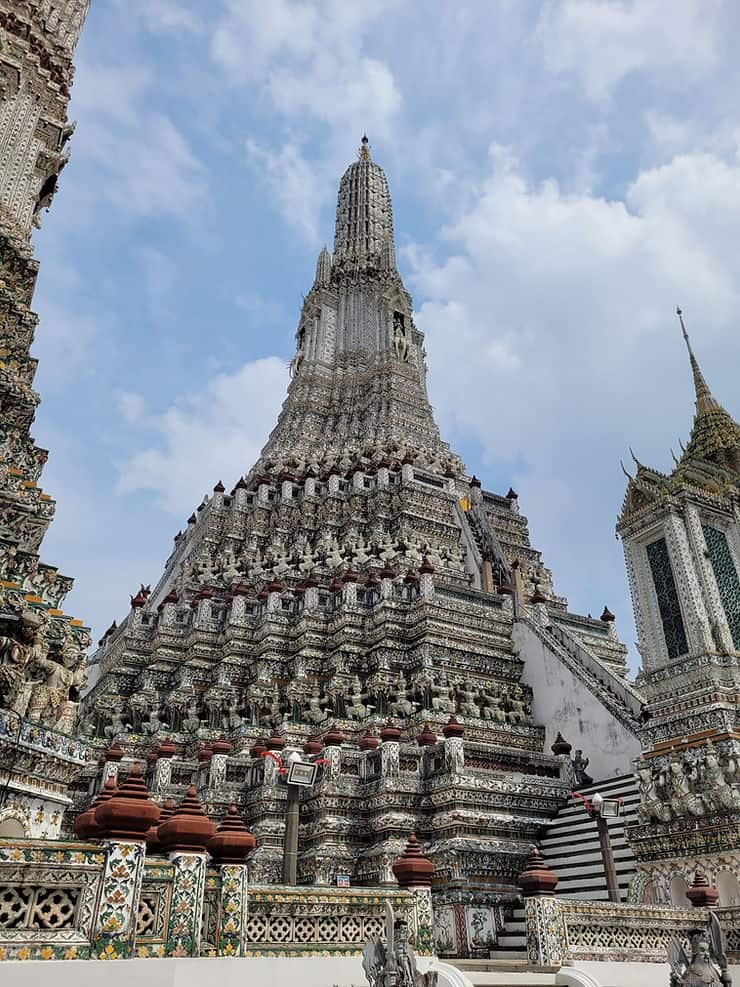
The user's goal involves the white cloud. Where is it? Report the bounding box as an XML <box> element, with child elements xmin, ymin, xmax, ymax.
<box><xmin>212</xmin><ymin>0</ymin><xmax>401</xmax><ymax>133</ymax></box>
<box><xmin>408</xmin><ymin>143</ymin><xmax>740</xmax><ymax>650</ymax></box>
<box><xmin>245</xmin><ymin>140</ymin><xmax>327</xmax><ymax>243</ymax></box>
<box><xmin>117</xmin><ymin>357</ymin><xmax>289</xmax><ymax>516</ymax></box>
<box><xmin>537</xmin><ymin>0</ymin><xmax>721</xmax><ymax>100</ymax></box>
<box><xmin>68</xmin><ymin>62</ymin><xmax>206</xmax><ymax>223</ymax></box>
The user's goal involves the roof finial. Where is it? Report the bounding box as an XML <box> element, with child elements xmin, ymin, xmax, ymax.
<box><xmin>676</xmin><ymin>306</ymin><xmax>718</xmax><ymax>416</ymax></box>
<box><xmin>359</xmin><ymin>134</ymin><xmax>370</xmax><ymax>161</ymax></box>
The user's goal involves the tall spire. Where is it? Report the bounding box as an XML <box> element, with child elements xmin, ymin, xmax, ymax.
<box><xmin>677</xmin><ymin>307</ymin><xmax>719</xmax><ymax>416</ymax></box>
<box><xmin>332</xmin><ymin>135</ymin><xmax>395</xmax><ymax>271</ymax></box>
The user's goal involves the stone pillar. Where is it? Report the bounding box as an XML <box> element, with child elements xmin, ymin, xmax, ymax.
<box><xmin>322</xmin><ymin>727</ymin><xmax>344</xmax><ymax>783</ymax></box>
<box><xmin>401</xmin><ymin>463</ymin><xmax>414</xmax><ymax>483</ymax></box>
<box><xmin>380</xmin><ymin>722</ymin><xmax>401</xmax><ymax>786</ymax></box>
<box><xmin>353</xmin><ymin>470</ymin><xmax>364</xmax><ymax>490</ymax></box>
<box><xmin>304</xmin><ymin>476</ymin><xmax>316</xmax><ymax>497</ymax></box>
<box><xmin>443</xmin><ymin>717</ymin><xmax>465</xmax><ymax>776</ymax></box>
<box><xmin>257</xmin><ymin>483</ymin><xmax>270</xmax><ymax>504</ymax></box>
<box><xmin>209</xmin><ymin>738</ymin><xmax>232</xmax><ymax>790</ymax></box>
<box><xmin>158</xmin><ymin>786</ymin><xmax>216</xmax><ymax>957</ymax></box>
<box><xmin>208</xmin><ymin>804</ymin><xmax>255</xmax><ymax>955</ymax></box>
<box><xmin>523</xmin><ymin>896</ymin><xmax>565</xmax><ymax>968</ymax></box>
<box><xmin>328</xmin><ymin>473</ymin><xmax>341</xmax><ymax>494</ymax></box>
<box><xmin>93</xmin><ymin>764</ymin><xmax>160</xmax><ymax>959</ymax></box>
<box><xmin>152</xmin><ymin>739</ymin><xmax>176</xmax><ymax>794</ymax></box>
<box><xmin>95</xmin><ymin>839</ymin><xmax>147</xmax><ymax>959</ymax></box>
<box><xmin>102</xmin><ymin>742</ymin><xmax>124</xmax><ymax>786</ymax></box>
<box><xmin>393</xmin><ymin>834</ymin><xmax>435</xmax><ymax>956</ymax></box>
<box><xmin>377</xmin><ymin>466</ymin><xmax>390</xmax><ymax>488</ymax></box>
<box><xmin>281</xmin><ymin>479</ymin><xmax>294</xmax><ymax>501</ymax></box>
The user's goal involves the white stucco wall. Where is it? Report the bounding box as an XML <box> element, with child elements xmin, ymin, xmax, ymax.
<box><xmin>514</xmin><ymin>622</ymin><xmax>641</xmax><ymax>781</ymax></box>
<box><xmin>3</xmin><ymin>954</ymin><xmax>455</xmax><ymax>987</ymax></box>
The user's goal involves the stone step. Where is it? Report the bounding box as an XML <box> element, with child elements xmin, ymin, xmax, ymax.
<box><xmin>497</xmin><ymin>934</ymin><xmax>526</xmax><ymax>947</ymax></box>
<box><xmin>452</xmin><ymin>959</ymin><xmax>559</xmax><ymax>986</ymax></box>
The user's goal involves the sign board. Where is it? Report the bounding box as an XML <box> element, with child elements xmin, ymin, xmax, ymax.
<box><xmin>336</xmin><ymin>873</ymin><xmax>350</xmax><ymax>888</ymax></box>
<box><xmin>286</xmin><ymin>760</ymin><xmax>317</xmax><ymax>787</ymax></box>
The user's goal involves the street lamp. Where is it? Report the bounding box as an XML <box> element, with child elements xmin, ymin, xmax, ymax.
<box><xmin>573</xmin><ymin>789</ymin><xmax>622</xmax><ymax>903</ymax></box>
<box><xmin>587</xmin><ymin>791</ymin><xmax>622</xmax><ymax>903</ymax></box>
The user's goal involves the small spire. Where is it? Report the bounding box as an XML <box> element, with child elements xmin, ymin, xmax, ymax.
<box><xmin>677</xmin><ymin>307</ymin><xmax>718</xmax><ymax>416</ymax></box>
<box><xmin>359</xmin><ymin>134</ymin><xmax>370</xmax><ymax>160</ymax></box>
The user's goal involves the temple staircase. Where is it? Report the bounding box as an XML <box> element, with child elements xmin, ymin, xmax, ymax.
<box><xmin>450</xmin><ymin>959</ymin><xmax>561</xmax><ymax>986</ymax></box>
<box><xmin>539</xmin><ymin>774</ymin><xmax>639</xmax><ymax>901</ymax></box>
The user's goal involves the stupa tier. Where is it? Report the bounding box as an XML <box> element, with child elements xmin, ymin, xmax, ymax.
<box><xmin>80</xmin><ymin>141</ymin><xmax>635</xmax><ymax>902</ymax></box>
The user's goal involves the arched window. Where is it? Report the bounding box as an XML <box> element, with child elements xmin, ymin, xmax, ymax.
<box><xmin>717</xmin><ymin>871</ymin><xmax>740</xmax><ymax>906</ymax></box>
<box><xmin>0</xmin><ymin>816</ymin><xmax>26</xmax><ymax>839</ymax></box>
<box><xmin>670</xmin><ymin>875</ymin><xmax>690</xmax><ymax>907</ymax></box>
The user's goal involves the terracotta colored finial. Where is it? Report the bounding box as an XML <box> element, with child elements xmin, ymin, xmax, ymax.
<box><xmin>600</xmin><ymin>606</ymin><xmax>615</xmax><ymax>623</ymax></box>
<box><xmin>208</xmin><ymin>804</ymin><xmax>256</xmax><ymax>864</ymax></box>
<box><xmin>146</xmin><ymin>798</ymin><xmax>175</xmax><ymax>854</ymax></box>
<box><xmin>416</xmin><ymin>722</ymin><xmax>437</xmax><ymax>747</ymax></box>
<box><xmin>250</xmin><ymin>736</ymin><xmax>268</xmax><ymax>758</ymax></box>
<box><xmin>380</xmin><ymin>720</ymin><xmax>402</xmax><ymax>742</ymax></box>
<box><xmin>157</xmin><ymin>785</ymin><xmax>216</xmax><ymax>853</ymax></box>
<box><xmin>442</xmin><ymin>716</ymin><xmax>464</xmax><ymax>739</ymax></box>
<box><xmin>517</xmin><ymin>846</ymin><xmax>558</xmax><ymax>897</ymax></box>
<box><xmin>551</xmin><ymin>732</ymin><xmax>572</xmax><ymax>756</ymax></box>
<box><xmin>393</xmin><ymin>833</ymin><xmax>434</xmax><ymax>888</ymax></box>
<box><xmin>73</xmin><ymin>777</ymin><xmax>117</xmax><ymax>841</ymax></box>
<box><xmin>686</xmin><ymin>869</ymin><xmax>719</xmax><ymax>908</ymax></box>
<box><xmin>94</xmin><ymin>763</ymin><xmax>160</xmax><ymax>841</ymax></box>
<box><xmin>211</xmin><ymin>737</ymin><xmax>233</xmax><ymax>756</ymax></box>
<box><xmin>323</xmin><ymin>724</ymin><xmax>345</xmax><ymax>748</ymax></box>
<box><xmin>359</xmin><ymin>729</ymin><xmax>379</xmax><ymax>751</ymax></box>
<box><xmin>267</xmin><ymin>729</ymin><xmax>287</xmax><ymax>751</ymax></box>
<box><xmin>104</xmin><ymin>741</ymin><xmax>124</xmax><ymax>762</ymax></box>
<box><xmin>303</xmin><ymin>734</ymin><xmax>323</xmax><ymax>756</ymax></box>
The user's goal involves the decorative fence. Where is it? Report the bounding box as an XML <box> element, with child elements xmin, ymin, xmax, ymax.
<box><xmin>0</xmin><ymin>838</ymin><xmax>429</xmax><ymax>962</ymax></box>
<box><xmin>525</xmin><ymin>897</ymin><xmax>740</xmax><ymax>967</ymax></box>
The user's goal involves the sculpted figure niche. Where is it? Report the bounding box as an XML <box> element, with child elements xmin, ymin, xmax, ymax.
<box><xmin>667</xmin><ymin>916</ymin><xmax>731</xmax><ymax>986</ymax></box>
<box><xmin>0</xmin><ymin>608</ymin><xmax>86</xmax><ymax>730</ymax></box>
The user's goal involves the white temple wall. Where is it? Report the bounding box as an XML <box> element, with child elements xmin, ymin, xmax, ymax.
<box><xmin>514</xmin><ymin>621</ymin><xmax>640</xmax><ymax>781</ymax></box>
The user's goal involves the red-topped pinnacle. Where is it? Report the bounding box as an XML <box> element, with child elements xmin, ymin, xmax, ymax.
<box><xmin>380</xmin><ymin>720</ymin><xmax>402</xmax><ymax>742</ymax></box>
<box><xmin>158</xmin><ymin>785</ymin><xmax>216</xmax><ymax>853</ymax></box>
<box><xmin>146</xmin><ymin>798</ymin><xmax>175</xmax><ymax>854</ymax></box>
<box><xmin>323</xmin><ymin>724</ymin><xmax>345</xmax><ymax>748</ymax></box>
<box><xmin>74</xmin><ymin>777</ymin><xmax>117</xmax><ymax>841</ymax></box>
<box><xmin>211</xmin><ymin>737</ymin><xmax>232</xmax><ymax>756</ymax></box>
<box><xmin>442</xmin><ymin>716</ymin><xmax>464</xmax><ymax>739</ymax></box>
<box><xmin>600</xmin><ymin>605</ymin><xmax>615</xmax><ymax>623</ymax></box>
<box><xmin>686</xmin><ymin>869</ymin><xmax>719</xmax><ymax>908</ymax></box>
<box><xmin>157</xmin><ymin>738</ymin><xmax>177</xmax><ymax>759</ymax></box>
<box><xmin>393</xmin><ymin>833</ymin><xmax>434</xmax><ymax>888</ymax></box>
<box><xmin>95</xmin><ymin>763</ymin><xmax>160</xmax><ymax>841</ymax></box>
<box><xmin>550</xmin><ymin>732</ymin><xmax>572</xmax><ymax>756</ymax></box>
<box><xmin>250</xmin><ymin>736</ymin><xmax>267</xmax><ymax>758</ymax></box>
<box><xmin>267</xmin><ymin>729</ymin><xmax>287</xmax><ymax>751</ymax></box>
<box><xmin>303</xmin><ymin>734</ymin><xmax>323</xmax><ymax>756</ymax></box>
<box><xmin>359</xmin><ymin>729</ymin><xmax>379</xmax><ymax>750</ymax></box>
<box><xmin>208</xmin><ymin>804</ymin><xmax>256</xmax><ymax>865</ymax></box>
<box><xmin>416</xmin><ymin>722</ymin><xmax>437</xmax><ymax>747</ymax></box>
<box><xmin>104</xmin><ymin>741</ymin><xmax>124</xmax><ymax>762</ymax></box>
<box><xmin>518</xmin><ymin>846</ymin><xmax>558</xmax><ymax>897</ymax></box>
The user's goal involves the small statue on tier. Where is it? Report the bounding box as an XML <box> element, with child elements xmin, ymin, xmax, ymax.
<box><xmin>362</xmin><ymin>903</ymin><xmax>437</xmax><ymax>987</ymax></box>
<box><xmin>667</xmin><ymin>916</ymin><xmax>731</xmax><ymax>986</ymax></box>
<box><xmin>573</xmin><ymin>749</ymin><xmax>593</xmax><ymax>787</ymax></box>
<box><xmin>347</xmin><ymin>675</ymin><xmax>370</xmax><ymax>720</ymax></box>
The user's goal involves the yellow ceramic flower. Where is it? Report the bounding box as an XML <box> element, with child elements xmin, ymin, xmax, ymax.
<box><xmin>17</xmin><ymin>947</ymin><xmax>31</xmax><ymax>960</ymax></box>
<box><xmin>40</xmin><ymin>946</ymin><xmax>54</xmax><ymax>960</ymax></box>
<box><xmin>63</xmin><ymin>947</ymin><xmax>78</xmax><ymax>960</ymax></box>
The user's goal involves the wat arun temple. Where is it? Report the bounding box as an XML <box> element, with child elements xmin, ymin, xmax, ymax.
<box><xmin>1</xmin><ymin>3</ymin><xmax>740</xmax><ymax>985</ymax></box>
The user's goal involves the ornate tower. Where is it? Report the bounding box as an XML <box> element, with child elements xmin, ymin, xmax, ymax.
<box><xmin>81</xmin><ymin>140</ymin><xmax>638</xmax><ymax>951</ymax></box>
<box><xmin>619</xmin><ymin>311</ymin><xmax>740</xmax><ymax>901</ymax></box>
<box><xmin>0</xmin><ymin>1</ymin><xmax>91</xmax><ymax>837</ymax></box>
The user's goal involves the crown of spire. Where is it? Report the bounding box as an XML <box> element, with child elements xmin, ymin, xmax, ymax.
<box><xmin>332</xmin><ymin>135</ymin><xmax>395</xmax><ymax>271</ymax></box>
<box><xmin>677</xmin><ymin>307</ymin><xmax>718</xmax><ymax>416</ymax></box>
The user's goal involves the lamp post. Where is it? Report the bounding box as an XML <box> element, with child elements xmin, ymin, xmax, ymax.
<box><xmin>588</xmin><ymin>791</ymin><xmax>621</xmax><ymax>904</ymax></box>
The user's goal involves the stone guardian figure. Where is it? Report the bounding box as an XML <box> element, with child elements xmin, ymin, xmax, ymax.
<box><xmin>667</xmin><ymin>916</ymin><xmax>731</xmax><ymax>986</ymax></box>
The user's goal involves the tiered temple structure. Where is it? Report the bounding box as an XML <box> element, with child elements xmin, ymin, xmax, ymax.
<box><xmin>0</xmin><ymin>0</ymin><xmax>91</xmax><ymax>838</ymax></box>
<box><xmin>80</xmin><ymin>137</ymin><xmax>640</xmax><ymax>948</ymax></box>
<box><xmin>619</xmin><ymin>310</ymin><xmax>740</xmax><ymax>906</ymax></box>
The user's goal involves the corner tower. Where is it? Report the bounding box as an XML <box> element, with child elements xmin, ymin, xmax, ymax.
<box><xmin>0</xmin><ymin>1</ymin><xmax>91</xmax><ymax>838</ymax></box>
<box><xmin>619</xmin><ymin>311</ymin><xmax>740</xmax><ymax>901</ymax></box>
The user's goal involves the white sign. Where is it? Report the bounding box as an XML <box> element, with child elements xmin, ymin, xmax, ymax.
<box><xmin>287</xmin><ymin>760</ymin><xmax>317</xmax><ymax>787</ymax></box>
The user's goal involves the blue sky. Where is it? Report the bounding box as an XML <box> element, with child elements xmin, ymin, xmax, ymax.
<box><xmin>31</xmin><ymin>0</ymin><xmax>740</xmax><ymax>670</ymax></box>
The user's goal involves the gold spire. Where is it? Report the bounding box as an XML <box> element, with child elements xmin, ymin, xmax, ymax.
<box><xmin>676</xmin><ymin>307</ymin><xmax>719</xmax><ymax>416</ymax></box>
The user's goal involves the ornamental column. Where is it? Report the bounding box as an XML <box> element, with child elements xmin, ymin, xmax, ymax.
<box><xmin>393</xmin><ymin>833</ymin><xmax>435</xmax><ymax>957</ymax></box>
<box><xmin>93</xmin><ymin>764</ymin><xmax>160</xmax><ymax>959</ymax></box>
<box><xmin>208</xmin><ymin>804</ymin><xmax>256</xmax><ymax>956</ymax></box>
<box><xmin>158</xmin><ymin>785</ymin><xmax>216</xmax><ymax>957</ymax></box>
